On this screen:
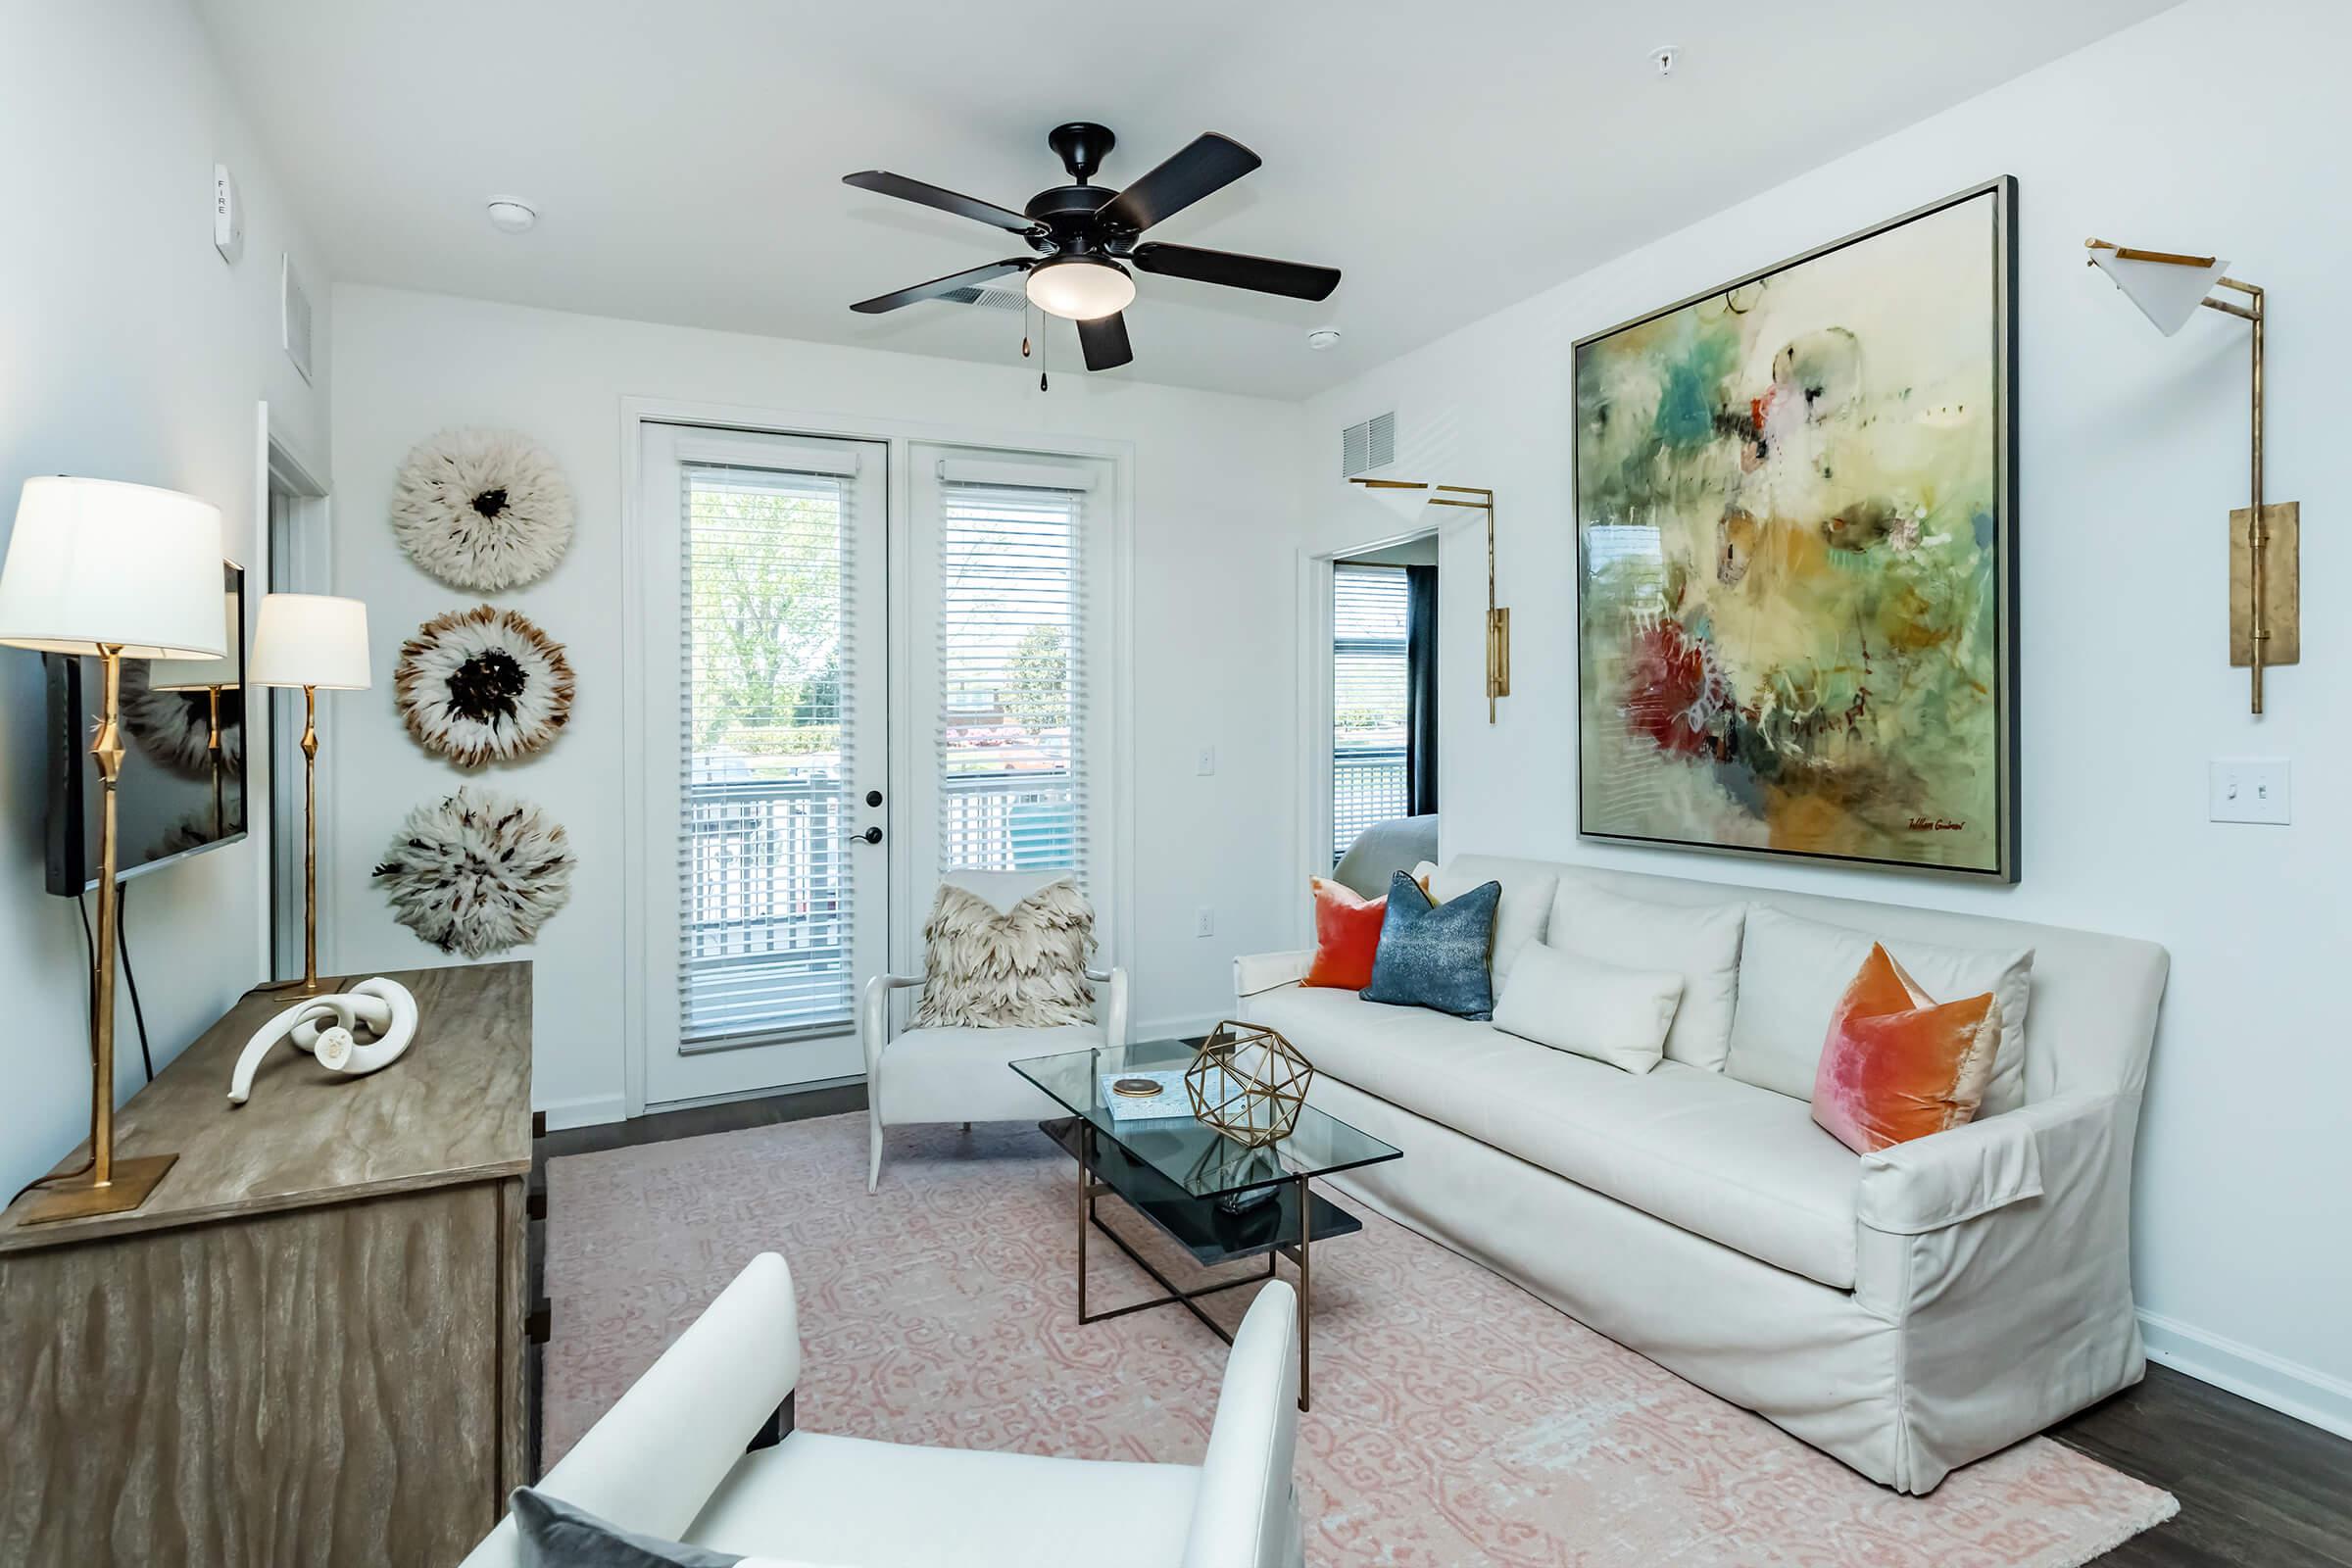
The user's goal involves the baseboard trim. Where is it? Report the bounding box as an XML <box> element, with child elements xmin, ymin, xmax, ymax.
<box><xmin>534</xmin><ymin>1094</ymin><xmax>627</xmax><ymax>1132</ymax></box>
<box><xmin>2140</xmin><ymin>1308</ymin><xmax>2352</xmax><ymax>1441</ymax></box>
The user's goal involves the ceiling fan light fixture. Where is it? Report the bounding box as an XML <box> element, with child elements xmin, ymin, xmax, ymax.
<box><xmin>1026</xmin><ymin>257</ymin><xmax>1136</xmax><ymax>320</ymax></box>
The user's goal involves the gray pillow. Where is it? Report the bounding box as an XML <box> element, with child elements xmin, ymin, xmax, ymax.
<box><xmin>1359</xmin><ymin>871</ymin><xmax>1500</xmax><ymax>1019</ymax></box>
<box><xmin>511</xmin><ymin>1488</ymin><xmax>742</xmax><ymax>1567</ymax></box>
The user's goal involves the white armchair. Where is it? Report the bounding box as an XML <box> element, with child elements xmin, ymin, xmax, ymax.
<box><xmin>862</xmin><ymin>872</ymin><xmax>1129</xmax><ymax>1193</ymax></box>
<box><xmin>461</xmin><ymin>1252</ymin><xmax>1303</xmax><ymax>1568</ymax></box>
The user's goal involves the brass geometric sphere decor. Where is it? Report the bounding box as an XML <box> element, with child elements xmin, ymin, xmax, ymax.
<box><xmin>1185</xmin><ymin>1019</ymin><xmax>1314</xmax><ymax>1148</ymax></box>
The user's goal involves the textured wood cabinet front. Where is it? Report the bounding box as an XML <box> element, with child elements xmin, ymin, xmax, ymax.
<box><xmin>0</xmin><ymin>1187</ymin><xmax>504</xmax><ymax>1566</ymax></box>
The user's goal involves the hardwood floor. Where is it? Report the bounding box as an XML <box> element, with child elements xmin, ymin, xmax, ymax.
<box><xmin>538</xmin><ymin>1087</ymin><xmax>2352</xmax><ymax>1564</ymax></box>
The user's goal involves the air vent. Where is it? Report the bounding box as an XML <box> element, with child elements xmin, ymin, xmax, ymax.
<box><xmin>941</xmin><ymin>284</ymin><xmax>1029</xmax><ymax>312</ymax></box>
<box><xmin>1340</xmin><ymin>412</ymin><xmax>1396</xmax><ymax>478</ymax></box>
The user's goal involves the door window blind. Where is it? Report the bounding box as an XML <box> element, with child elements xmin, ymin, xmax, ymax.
<box><xmin>937</xmin><ymin>479</ymin><xmax>1087</xmax><ymax>880</ymax></box>
<box><xmin>1332</xmin><ymin>563</ymin><xmax>1409</xmax><ymax>861</ymax></box>
<box><xmin>679</xmin><ymin>462</ymin><xmax>857</xmax><ymax>1046</ymax></box>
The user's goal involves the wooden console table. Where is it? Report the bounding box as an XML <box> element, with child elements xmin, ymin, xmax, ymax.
<box><xmin>0</xmin><ymin>962</ymin><xmax>535</xmax><ymax>1567</ymax></box>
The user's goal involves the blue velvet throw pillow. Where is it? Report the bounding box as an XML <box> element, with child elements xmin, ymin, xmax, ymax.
<box><xmin>1359</xmin><ymin>870</ymin><xmax>1501</xmax><ymax>1019</ymax></box>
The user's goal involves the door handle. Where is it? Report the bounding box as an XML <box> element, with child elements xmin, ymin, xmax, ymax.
<box><xmin>847</xmin><ymin>826</ymin><xmax>883</xmax><ymax>845</ymax></box>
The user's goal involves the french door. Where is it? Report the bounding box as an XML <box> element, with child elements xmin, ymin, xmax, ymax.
<box><xmin>637</xmin><ymin>424</ymin><xmax>889</xmax><ymax>1102</ymax></box>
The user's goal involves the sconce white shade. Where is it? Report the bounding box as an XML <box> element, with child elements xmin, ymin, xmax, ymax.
<box><xmin>250</xmin><ymin>593</ymin><xmax>371</xmax><ymax>690</ymax></box>
<box><xmin>0</xmin><ymin>477</ymin><xmax>227</xmax><ymax>659</ymax></box>
<box><xmin>2090</xmin><ymin>248</ymin><xmax>2231</xmax><ymax>336</ymax></box>
<box><xmin>146</xmin><ymin>591</ymin><xmax>241</xmax><ymax>691</ymax></box>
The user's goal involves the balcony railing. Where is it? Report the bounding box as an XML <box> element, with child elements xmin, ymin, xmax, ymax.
<box><xmin>681</xmin><ymin>767</ymin><xmax>1077</xmax><ymax>1045</ymax></box>
<box><xmin>1332</xmin><ymin>744</ymin><xmax>1408</xmax><ymax>861</ymax></box>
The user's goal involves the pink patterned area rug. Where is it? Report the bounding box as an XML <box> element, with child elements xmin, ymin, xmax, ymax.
<box><xmin>545</xmin><ymin>1113</ymin><xmax>2176</xmax><ymax>1566</ymax></box>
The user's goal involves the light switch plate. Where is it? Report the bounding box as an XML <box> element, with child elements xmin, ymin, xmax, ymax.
<box><xmin>2209</xmin><ymin>759</ymin><xmax>2290</xmax><ymax>825</ymax></box>
<box><xmin>1195</xmin><ymin>906</ymin><xmax>1215</xmax><ymax>937</ymax></box>
<box><xmin>1196</xmin><ymin>747</ymin><xmax>1216</xmax><ymax>776</ymax></box>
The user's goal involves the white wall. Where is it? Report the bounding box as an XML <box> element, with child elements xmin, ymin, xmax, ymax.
<box><xmin>1297</xmin><ymin>0</ymin><xmax>2350</xmax><ymax>1432</ymax></box>
<box><xmin>0</xmin><ymin>2</ymin><xmax>332</xmax><ymax>1200</ymax></box>
<box><xmin>328</xmin><ymin>284</ymin><xmax>1301</xmax><ymax>1125</ymax></box>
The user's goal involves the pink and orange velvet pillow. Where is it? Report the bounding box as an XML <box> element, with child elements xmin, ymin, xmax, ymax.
<box><xmin>1812</xmin><ymin>943</ymin><xmax>2002</xmax><ymax>1154</ymax></box>
<box><xmin>1304</xmin><ymin>877</ymin><xmax>1388</xmax><ymax>990</ymax></box>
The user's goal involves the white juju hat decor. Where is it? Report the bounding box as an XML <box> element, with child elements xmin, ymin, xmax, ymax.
<box><xmin>395</xmin><ymin>605</ymin><xmax>575</xmax><ymax>767</ymax></box>
<box><xmin>391</xmin><ymin>427</ymin><xmax>573</xmax><ymax>591</ymax></box>
<box><xmin>371</xmin><ymin>785</ymin><xmax>577</xmax><ymax>957</ymax></box>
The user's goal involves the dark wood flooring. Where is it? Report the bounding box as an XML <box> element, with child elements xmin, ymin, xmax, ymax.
<box><xmin>537</xmin><ymin>1087</ymin><xmax>2352</xmax><ymax>1565</ymax></box>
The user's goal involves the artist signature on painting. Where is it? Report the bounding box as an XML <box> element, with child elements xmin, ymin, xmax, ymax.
<box><xmin>1908</xmin><ymin>816</ymin><xmax>1968</xmax><ymax>832</ymax></box>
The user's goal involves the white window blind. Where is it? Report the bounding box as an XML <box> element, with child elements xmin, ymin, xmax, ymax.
<box><xmin>1332</xmin><ymin>563</ymin><xmax>1409</xmax><ymax>862</ymax></box>
<box><xmin>678</xmin><ymin>461</ymin><xmax>857</xmax><ymax>1047</ymax></box>
<box><xmin>937</xmin><ymin>478</ymin><xmax>1087</xmax><ymax>879</ymax></box>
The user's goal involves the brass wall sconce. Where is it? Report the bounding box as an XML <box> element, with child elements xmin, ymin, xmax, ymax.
<box><xmin>2086</xmin><ymin>237</ymin><xmax>2297</xmax><ymax>714</ymax></box>
<box><xmin>1348</xmin><ymin>477</ymin><xmax>1510</xmax><ymax>722</ymax></box>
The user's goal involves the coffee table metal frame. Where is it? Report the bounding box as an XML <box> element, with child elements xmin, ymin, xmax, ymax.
<box><xmin>1014</xmin><ymin>1041</ymin><xmax>1402</xmax><ymax>1413</ymax></box>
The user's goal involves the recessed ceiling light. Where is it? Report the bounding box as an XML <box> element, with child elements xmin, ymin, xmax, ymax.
<box><xmin>486</xmin><ymin>197</ymin><xmax>538</xmax><ymax>234</ymax></box>
<box><xmin>1307</xmin><ymin>328</ymin><xmax>1342</xmax><ymax>351</ymax></box>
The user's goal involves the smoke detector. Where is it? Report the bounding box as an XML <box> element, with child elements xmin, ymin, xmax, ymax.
<box><xmin>486</xmin><ymin>197</ymin><xmax>538</xmax><ymax>234</ymax></box>
<box><xmin>1307</xmin><ymin>327</ymin><xmax>1342</xmax><ymax>351</ymax></box>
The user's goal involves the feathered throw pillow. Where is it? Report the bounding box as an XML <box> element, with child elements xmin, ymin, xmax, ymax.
<box><xmin>914</xmin><ymin>874</ymin><xmax>1097</xmax><ymax>1029</ymax></box>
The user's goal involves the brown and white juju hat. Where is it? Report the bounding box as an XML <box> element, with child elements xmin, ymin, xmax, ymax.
<box><xmin>391</xmin><ymin>427</ymin><xmax>573</xmax><ymax>591</ymax></box>
<box><xmin>395</xmin><ymin>606</ymin><xmax>575</xmax><ymax>767</ymax></box>
<box><xmin>372</xmin><ymin>785</ymin><xmax>576</xmax><ymax>957</ymax></box>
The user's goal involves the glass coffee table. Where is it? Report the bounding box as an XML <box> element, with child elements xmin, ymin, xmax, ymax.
<box><xmin>1011</xmin><ymin>1038</ymin><xmax>1401</xmax><ymax>1411</ymax></box>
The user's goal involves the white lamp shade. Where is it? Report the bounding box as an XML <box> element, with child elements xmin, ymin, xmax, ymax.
<box><xmin>146</xmin><ymin>590</ymin><xmax>241</xmax><ymax>690</ymax></box>
<box><xmin>0</xmin><ymin>477</ymin><xmax>227</xmax><ymax>659</ymax></box>
<box><xmin>250</xmin><ymin>593</ymin><xmax>370</xmax><ymax>690</ymax></box>
<box><xmin>2090</xmin><ymin>248</ymin><xmax>2231</xmax><ymax>337</ymax></box>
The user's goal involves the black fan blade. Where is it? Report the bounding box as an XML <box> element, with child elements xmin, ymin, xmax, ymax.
<box><xmin>1129</xmin><ymin>242</ymin><xmax>1340</xmax><ymax>302</ymax></box>
<box><xmin>843</xmin><ymin>171</ymin><xmax>1043</xmax><ymax>236</ymax></box>
<box><xmin>1093</xmin><ymin>133</ymin><xmax>1261</xmax><ymax>234</ymax></box>
<box><xmin>1077</xmin><ymin>312</ymin><xmax>1133</xmax><ymax>371</ymax></box>
<box><xmin>851</xmin><ymin>259</ymin><xmax>1030</xmax><ymax>315</ymax></box>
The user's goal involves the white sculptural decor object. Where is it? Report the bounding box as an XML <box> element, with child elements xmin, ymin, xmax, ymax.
<box><xmin>226</xmin><ymin>977</ymin><xmax>419</xmax><ymax>1104</ymax></box>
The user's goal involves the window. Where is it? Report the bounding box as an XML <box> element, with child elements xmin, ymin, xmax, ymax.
<box><xmin>1332</xmin><ymin>563</ymin><xmax>1409</xmax><ymax>861</ymax></box>
<box><xmin>677</xmin><ymin>459</ymin><xmax>857</xmax><ymax>1046</ymax></box>
<box><xmin>937</xmin><ymin>476</ymin><xmax>1087</xmax><ymax>878</ymax></box>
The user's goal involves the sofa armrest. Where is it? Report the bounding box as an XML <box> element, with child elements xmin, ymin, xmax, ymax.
<box><xmin>459</xmin><ymin>1253</ymin><xmax>802</xmax><ymax>1567</ymax></box>
<box><xmin>860</xmin><ymin>971</ymin><xmax>926</xmax><ymax>1081</ymax></box>
<box><xmin>1235</xmin><ymin>951</ymin><xmax>1311</xmax><ymax>1002</ymax></box>
<box><xmin>1086</xmin><ymin>966</ymin><xmax>1131</xmax><ymax>1047</ymax></box>
<box><xmin>1857</xmin><ymin>1095</ymin><xmax>2119</xmax><ymax>1235</ymax></box>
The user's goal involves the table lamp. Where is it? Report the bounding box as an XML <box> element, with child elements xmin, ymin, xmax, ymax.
<box><xmin>0</xmin><ymin>476</ymin><xmax>225</xmax><ymax>1224</ymax></box>
<box><xmin>250</xmin><ymin>593</ymin><xmax>370</xmax><ymax>993</ymax></box>
<box><xmin>145</xmin><ymin>587</ymin><xmax>242</xmax><ymax>838</ymax></box>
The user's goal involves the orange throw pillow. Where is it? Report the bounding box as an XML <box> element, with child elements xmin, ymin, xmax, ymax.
<box><xmin>1303</xmin><ymin>877</ymin><xmax>1387</xmax><ymax>990</ymax></box>
<box><xmin>1812</xmin><ymin>943</ymin><xmax>2002</xmax><ymax>1153</ymax></box>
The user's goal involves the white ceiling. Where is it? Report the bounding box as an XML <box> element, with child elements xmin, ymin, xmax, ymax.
<box><xmin>195</xmin><ymin>0</ymin><xmax>2175</xmax><ymax>401</ymax></box>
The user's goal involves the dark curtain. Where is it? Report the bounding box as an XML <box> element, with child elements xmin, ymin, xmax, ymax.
<box><xmin>1403</xmin><ymin>564</ymin><xmax>1439</xmax><ymax>816</ymax></box>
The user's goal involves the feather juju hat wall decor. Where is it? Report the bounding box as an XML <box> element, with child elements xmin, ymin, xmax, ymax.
<box><xmin>372</xmin><ymin>785</ymin><xmax>577</xmax><ymax>957</ymax></box>
<box><xmin>392</xmin><ymin>427</ymin><xmax>574</xmax><ymax>591</ymax></box>
<box><xmin>396</xmin><ymin>606</ymin><xmax>575</xmax><ymax>767</ymax></box>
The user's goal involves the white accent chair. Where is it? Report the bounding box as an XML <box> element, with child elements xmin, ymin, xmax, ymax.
<box><xmin>862</xmin><ymin>869</ymin><xmax>1129</xmax><ymax>1193</ymax></box>
<box><xmin>459</xmin><ymin>1253</ymin><xmax>1304</xmax><ymax>1568</ymax></box>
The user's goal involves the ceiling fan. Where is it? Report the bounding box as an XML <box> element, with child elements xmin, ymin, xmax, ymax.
<box><xmin>843</xmin><ymin>122</ymin><xmax>1341</xmax><ymax>371</ymax></box>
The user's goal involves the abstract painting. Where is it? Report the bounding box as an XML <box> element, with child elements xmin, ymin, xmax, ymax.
<box><xmin>1574</xmin><ymin>179</ymin><xmax>2017</xmax><ymax>880</ymax></box>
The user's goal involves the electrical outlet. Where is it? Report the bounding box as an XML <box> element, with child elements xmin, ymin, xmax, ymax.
<box><xmin>2209</xmin><ymin>759</ymin><xmax>2290</xmax><ymax>825</ymax></box>
<box><xmin>1196</xmin><ymin>746</ymin><xmax>1216</xmax><ymax>776</ymax></box>
<box><xmin>1195</xmin><ymin>906</ymin><xmax>1215</xmax><ymax>938</ymax></box>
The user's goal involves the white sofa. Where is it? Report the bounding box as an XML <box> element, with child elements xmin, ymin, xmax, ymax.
<box><xmin>1236</xmin><ymin>854</ymin><xmax>2168</xmax><ymax>1494</ymax></box>
<box><xmin>462</xmin><ymin>1253</ymin><xmax>1303</xmax><ymax>1568</ymax></box>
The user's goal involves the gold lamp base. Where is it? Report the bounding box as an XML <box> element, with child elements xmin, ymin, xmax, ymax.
<box><xmin>17</xmin><ymin>1152</ymin><xmax>178</xmax><ymax>1227</ymax></box>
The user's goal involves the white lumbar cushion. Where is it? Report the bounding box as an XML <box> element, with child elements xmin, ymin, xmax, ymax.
<box><xmin>1423</xmin><ymin>856</ymin><xmax>1559</xmax><ymax>988</ymax></box>
<box><xmin>1547</xmin><ymin>884</ymin><xmax>1744</xmax><ymax>1072</ymax></box>
<box><xmin>1727</xmin><ymin>905</ymin><xmax>2035</xmax><ymax>1106</ymax></box>
<box><xmin>1493</xmin><ymin>943</ymin><xmax>1683</xmax><ymax>1075</ymax></box>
